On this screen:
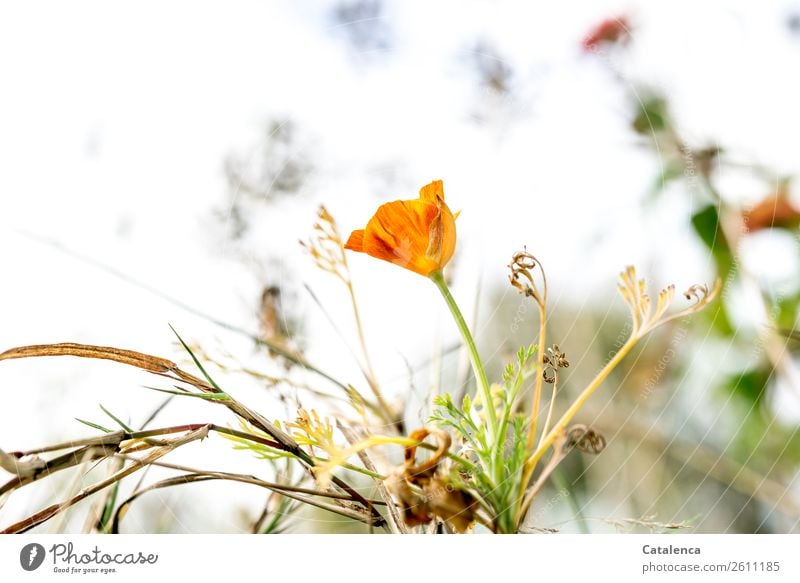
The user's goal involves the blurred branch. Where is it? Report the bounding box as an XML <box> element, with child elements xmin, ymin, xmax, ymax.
<box><xmin>10</xmin><ymin>229</ymin><xmax>352</xmax><ymax>394</ymax></box>
<box><xmin>594</xmin><ymin>411</ymin><xmax>800</xmax><ymax>520</ymax></box>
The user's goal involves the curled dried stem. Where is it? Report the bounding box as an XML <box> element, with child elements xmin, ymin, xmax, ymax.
<box><xmin>508</xmin><ymin>249</ymin><xmax>550</xmax><ymax>455</ymax></box>
<box><xmin>508</xmin><ymin>249</ymin><xmax>547</xmax><ymax>308</ymax></box>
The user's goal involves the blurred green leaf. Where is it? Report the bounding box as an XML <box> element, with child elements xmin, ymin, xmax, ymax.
<box><xmin>691</xmin><ymin>204</ymin><xmax>734</xmax><ymax>281</ymax></box>
<box><xmin>687</xmin><ymin>199</ymin><xmax>744</xmax><ymax>337</ymax></box>
<box><xmin>632</xmin><ymin>96</ymin><xmax>669</xmax><ymax>135</ymax></box>
<box><xmin>775</xmin><ymin>292</ymin><xmax>800</xmax><ymax>331</ymax></box>
<box><xmin>722</xmin><ymin>366</ymin><xmax>772</xmax><ymax>408</ymax></box>
<box><xmin>699</xmin><ymin>299</ymin><xmax>735</xmax><ymax>336</ymax></box>
<box><xmin>647</xmin><ymin>162</ymin><xmax>685</xmax><ymax>199</ymax></box>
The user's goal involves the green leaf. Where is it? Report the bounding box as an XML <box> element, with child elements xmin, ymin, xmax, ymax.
<box><xmin>169</xmin><ymin>324</ymin><xmax>225</xmax><ymax>393</ymax></box>
<box><xmin>99</xmin><ymin>404</ymin><xmax>133</xmax><ymax>432</ymax></box>
<box><xmin>775</xmin><ymin>292</ymin><xmax>800</xmax><ymax>331</ymax></box>
<box><xmin>75</xmin><ymin>418</ymin><xmax>113</xmax><ymax>433</ymax></box>
<box><xmin>691</xmin><ymin>204</ymin><xmax>725</xmax><ymax>250</ymax></box>
<box><xmin>700</xmin><ymin>299</ymin><xmax>735</xmax><ymax>336</ymax></box>
<box><xmin>503</xmin><ymin>362</ymin><xmax>514</xmax><ymax>383</ymax></box>
<box><xmin>632</xmin><ymin>95</ymin><xmax>669</xmax><ymax>135</ymax></box>
<box><xmin>721</xmin><ymin>366</ymin><xmax>772</xmax><ymax>407</ymax></box>
<box><xmin>647</xmin><ymin>162</ymin><xmax>685</xmax><ymax>200</ymax></box>
<box><xmin>145</xmin><ymin>387</ymin><xmax>231</xmax><ymax>400</ymax></box>
<box><xmin>98</xmin><ymin>481</ymin><xmax>121</xmax><ymax>533</ymax></box>
<box><xmin>690</xmin><ymin>204</ymin><xmax>734</xmax><ymax>281</ymax></box>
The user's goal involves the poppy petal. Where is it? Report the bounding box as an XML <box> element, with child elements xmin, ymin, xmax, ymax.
<box><xmin>344</xmin><ymin>180</ymin><xmax>457</xmax><ymax>277</ymax></box>
<box><xmin>419</xmin><ymin>180</ymin><xmax>444</xmax><ymax>203</ymax></box>
<box><xmin>344</xmin><ymin>229</ymin><xmax>365</xmax><ymax>252</ymax></box>
<box><xmin>363</xmin><ymin>200</ymin><xmax>440</xmax><ymax>274</ymax></box>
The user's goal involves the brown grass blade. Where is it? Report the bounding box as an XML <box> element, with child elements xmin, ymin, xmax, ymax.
<box><xmin>0</xmin><ymin>343</ymin><xmax>178</xmax><ymax>374</ymax></box>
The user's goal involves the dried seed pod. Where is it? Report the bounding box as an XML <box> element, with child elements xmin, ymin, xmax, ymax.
<box><xmin>565</xmin><ymin>424</ymin><xmax>607</xmax><ymax>455</ymax></box>
<box><xmin>543</xmin><ymin>344</ymin><xmax>569</xmax><ymax>383</ymax></box>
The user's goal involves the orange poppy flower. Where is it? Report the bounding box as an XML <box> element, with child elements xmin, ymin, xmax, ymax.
<box><xmin>345</xmin><ymin>180</ymin><xmax>456</xmax><ymax>276</ymax></box>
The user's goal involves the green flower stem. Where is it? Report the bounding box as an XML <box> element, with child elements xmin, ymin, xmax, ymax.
<box><xmin>430</xmin><ymin>271</ymin><xmax>497</xmax><ymax>440</ymax></box>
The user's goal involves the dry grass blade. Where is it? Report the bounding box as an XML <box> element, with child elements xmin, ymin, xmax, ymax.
<box><xmin>119</xmin><ymin>456</ymin><xmax>389</xmax><ymax>505</ymax></box>
<box><xmin>0</xmin><ymin>342</ymin><xmax>300</xmax><ymax>455</ymax></box>
<box><xmin>1</xmin><ymin>425</ymin><xmax>210</xmax><ymax>533</ymax></box>
<box><xmin>112</xmin><ymin>474</ymin><xmax>217</xmax><ymax>533</ymax></box>
<box><xmin>12</xmin><ymin>231</ymin><xmax>353</xmax><ymax>394</ymax></box>
<box><xmin>0</xmin><ymin>343</ymin><xmax>179</xmax><ymax>374</ymax></box>
<box><xmin>0</xmin><ymin>448</ymin><xmax>47</xmax><ymax>478</ymax></box>
<box><xmin>0</xmin><ymin>341</ymin><xmax>386</xmax><ymax>528</ymax></box>
<box><xmin>338</xmin><ymin>421</ymin><xmax>406</xmax><ymax>534</ymax></box>
<box><xmin>111</xmin><ymin>464</ymin><xmax>386</xmax><ymax>533</ymax></box>
<box><xmin>1</xmin><ymin>444</ymin><xmax>120</xmax><ymax>497</ymax></box>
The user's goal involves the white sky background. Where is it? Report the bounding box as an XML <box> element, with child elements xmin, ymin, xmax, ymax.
<box><xmin>1</xmin><ymin>0</ymin><xmax>800</xmax><ymax>532</ymax></box>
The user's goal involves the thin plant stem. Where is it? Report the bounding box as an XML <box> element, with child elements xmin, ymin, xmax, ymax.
<box><xmin>430</xmin><ymin>271</ymin><xmax>497</xmax><ymax>440</ymax></box>
<box><xmin>519</xmin><ymin>335</ymin><xmax>638</xmax><ymax>520</ymax></box>
<box><xmin>538</xmin><ymin>372</ymin><xmax>559</xmax><ymax>450</ymax></box>
<box><xmin>345</xmin><ymin>277</ymin><xmax>394</xmax><ymax>424</ymax></box>
<box><xmin>314</xmin><ymin>459</ymin><xmax>385</xmax><ymax>480</ymax></box>
<box><xmin>519</xmin><ymin>446</ymin><xmax>568</xmax><ymax>524</ymax></box>
<box><xmin>12</xmin><ymin>229</ymin><xmax>352</xmax><ymax>393</ymax></box>
<box><xmin>527</xmin><ymin>300</ymin><xmax>547</xmax><ymax>450</ymax></box>
<box><xmin>550</xmin><ymin>468</ymin><xmax>589</xmax><ymax>534</ymax></box>
<box><xmin>338</xmin><ymin>421</ymin><xmax>406</xmax><ymax>534</ymax></box>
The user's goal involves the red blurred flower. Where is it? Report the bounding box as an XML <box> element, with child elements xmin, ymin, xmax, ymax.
<box><xmin>582</xmin><ymin>16</ymin><xmax>631</xmax><ymax>52</ymax></box>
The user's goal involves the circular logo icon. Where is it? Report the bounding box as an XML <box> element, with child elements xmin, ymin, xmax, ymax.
<box><xmin>19</xmin><ymin>543</ymin><xmax>46</xmax><ymax>571</ymax></box>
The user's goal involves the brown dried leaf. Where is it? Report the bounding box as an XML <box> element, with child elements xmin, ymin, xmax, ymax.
<box><xmin>424</xmin><ymin>477</ymin><xmax>479</xmax><ymax>533</ymax></box>
<box><xmin>0</xmin><ymin>343</ymin><xmax>176</xmax><ymax>374</ymax></box>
